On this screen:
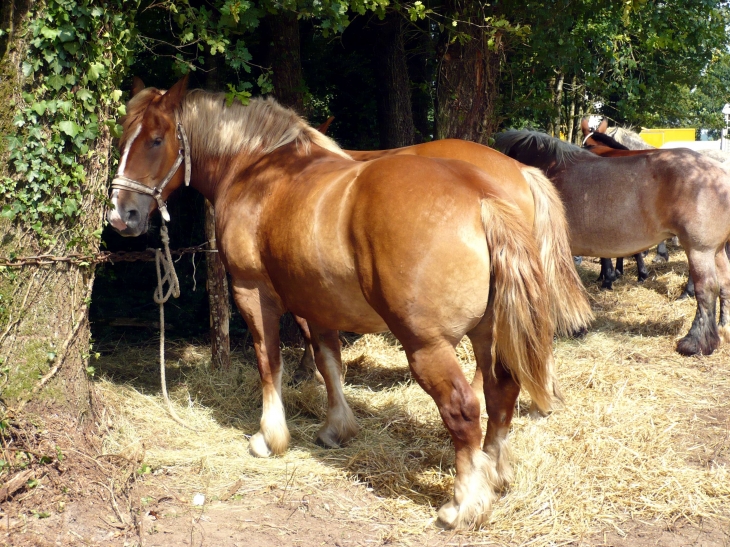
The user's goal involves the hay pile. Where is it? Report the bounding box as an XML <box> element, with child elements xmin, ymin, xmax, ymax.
<box><xmin>97</xmin><ymin>251</ymin><xmax>730</xmax><ymax>545</ymax></box>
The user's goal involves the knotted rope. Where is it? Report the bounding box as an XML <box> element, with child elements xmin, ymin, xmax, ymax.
<box><xmin>155</xmin><ymin>221</ymin><xmax>195</xmax><ymax>430</ymax></box>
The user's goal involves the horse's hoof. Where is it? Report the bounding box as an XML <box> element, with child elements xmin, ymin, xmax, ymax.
<box><xmin>676</xmin><ymin>334</ymin><xmax>718</xmax><ymax>356</ymax></box>
<box><xmin>315</xmin><ymin>429</ymin><xmax>342</xmax><ymax>449</ymax></box>
<box><xmin>436</xmin><ymin>498</ymin><xmax>490</xmax><ymax>530</ymax></box>
<box><xmin>249</xmin><ymin>432</ymin><xmax>273</xmax><ymax>458</ymax></box>
<box><xmin>601</xmin><ymin>281</ymin><xmax>613</xmax><ymax>290</ymax></box>
<box><xmin>653</xmin><ymin>255</ymin><xmax>668</xmax><ymax>264</ymax></box>
<box><xmin>528</xmin><ymin>401</ymin><xmax>549</xmax><ymax>420</ymax></box>
<box><xmin>678</xmin><ymin>291</ymin><xmax>694</xmax><ymax>300</ymax></box>
<box><xmin>637</xmin><ymin>273</ymin><xmax>648</xmax><ymax>283</ymax></box>
<box><xmin>573</xmin><ymin>256</ymin><xmax>583</xmax><ymax>266</ymax></box>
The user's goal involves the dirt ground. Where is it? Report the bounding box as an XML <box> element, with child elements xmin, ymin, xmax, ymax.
<box><xmin>2</xmin><ymin>250</ymin><xmax>730</xmax><ymax>547</ymax></box>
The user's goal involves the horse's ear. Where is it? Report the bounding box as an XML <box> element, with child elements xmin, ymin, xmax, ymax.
<box><xmin>317</xmin><ymin>116</ymin><xmax>335</xmax><ymax>135</ymax></box>
<box><xmin>131</xmin><ymin>76</ymin><xmax>146</xmax><ymax>97</ymax></box>
<box><xmin>161</xmin><ymin>74</ymin><xmax>189</xmax><ymax>111</ymax></box>
<box><xmin>597</xmin><ymin>119</ymin><xmax>608</xmax><ymax>133</ymax></box>
<box><xmin>580</xmin><ymin>118</ymin><xmax>591</xmax><ymax>136</ymax></box>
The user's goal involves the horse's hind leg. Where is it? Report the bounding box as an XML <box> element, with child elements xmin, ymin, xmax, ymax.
<box><xmin>468</xmin><ymin>324</ymin><xmax>519</xmax><ymax>492</ymax></box>
<box><xmin>405</xmin><ymin>338</ymin><xmax>497</xmax><ymax>530</ymax></box>
<box><xmin>715</xmin><ymin>246</ymin><xmax>730</xmax><ymax>331</ymax></box>
<box><xmin>654</xmin><ymin>240</ymin><xmax>669</xmax><ymax>263</ymax></box>
<box><xmin>290</xmin><ymin>314</ymin><xmax>323</xmax><ymax>385</ymax></box>
<box><xmin>676</xmin><ymin>249</ymin><xmax>720</xmax><ymax>356</ymax></box>
<box><xmin>635</xmin><ymin>253</ymin><xmax>648</xmax><ymax>282</ymax></box>
<box><xmin>307</xmin><ymin>324</ymin><xmax>358</xmax><ymax>448</ymax></box>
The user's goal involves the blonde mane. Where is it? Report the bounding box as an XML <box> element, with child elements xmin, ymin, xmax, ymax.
<box><xmin>180</xmin><ymin>90</ymin><xmax>350</xmax><ymax>161</ymax></box>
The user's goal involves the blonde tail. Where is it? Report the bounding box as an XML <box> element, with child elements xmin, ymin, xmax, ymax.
<box><xmin>520</xmin><ymin>165</ymin><xmax>593</xmax><ymax>336</ymax></box>
<box><xmin>481</xmin><ymin>198</ymin><xmax>554</xmax><ymax>411</ymax></box>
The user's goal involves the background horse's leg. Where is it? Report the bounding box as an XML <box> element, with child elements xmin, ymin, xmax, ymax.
<box><xmin>679</xmin><ymin>276</ymin><xmax>696</xmax><ymax>300</ymax></box>
<box><xmin>307</xmin><ymin>324</ymin><xmax>358</xmax><ymax>449</ymax></box>
<box><xmin>290</xmin><ymin>314</ymin><xmax>322</xmax><ymax>384</ymax></box>
<box><xmin>715</xmin><ymin>246</ymin><xmax>730</xmax><ymax>330</ymax></box>
<box><xmin>615</xmin><ymin>257</ymin><xmax>624</xmax><ymax>277</ymax></box>
<box><xmin>405</xmin><ymin>338</ymin><xmax>497</xmax><ymax>530</ymax></box>
<box><xmin>654</xmin><ymin>240</ymin><xmax>669</xmax><ymax>263</ymax></box>
<box><xmin>635</xmin><ymin>253</ymin><xmax>649</xmax><ymax>282</ymax></box>
<box><xmin>231</xmin><ymin>283</ymin><xmax>289</xmax><ymax>457</ymax></box>
<box><xmin>676</xmin><ymin>249</ymin><xmax>720</xmax><ymax>356</ymax></box>
<box><xmin>598</xmin><ymin>258</ymin><xmax>618</xmax><ymax>289</ymax></box>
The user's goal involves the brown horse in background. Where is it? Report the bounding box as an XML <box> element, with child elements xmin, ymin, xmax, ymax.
<box><xmin>106</xmin><ymin>76</ymin><xmax>579</xmax><ymax>529</ymax></box>
<box><xmin>496</xmin><ymin>130</ymin><xmax>730</xmax><ymax>356</ymax></box>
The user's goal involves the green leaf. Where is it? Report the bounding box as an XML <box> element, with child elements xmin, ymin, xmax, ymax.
<box><xmin>31</xmin><ymin>102</ymin><xmax>47</xmax><ymax>116</ymax></box>
<box><xmin>111</xmin><ymin>89</ymin><xmax>123</xmax><ymax>102</ymax></box>
<box><xmin>40</xmin><ymin>26</ymin><xmax>59</xmax><ymax>40</ymax></box>
<box><xmin>58</xmin><ymin>121</ymin><xmax>80</xmax><ymax>137</ymax></box>
<box><xmin>87</xmin><ymin>62</ymin><xmax>105</xmax><ymax>82</ymax></box>
<box><xmin>76</xmin><ymin>88</ymin><xmax>93</xmax><ymax>103</ymax></box>
<box><xmin>22</xmin><ymin>62</ymin><xmax>33</xmax><ymax>77</ymax></box>
<box><xmin>47</xmin><ymin>74</ymin><xmax>65</xmax><ymax>91</ymax></box>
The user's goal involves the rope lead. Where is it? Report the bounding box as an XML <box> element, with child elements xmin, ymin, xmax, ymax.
<box><xmin>155</xmin><ymin>221</ymin><xmax>195</xmax><ymax>430</ymax></box>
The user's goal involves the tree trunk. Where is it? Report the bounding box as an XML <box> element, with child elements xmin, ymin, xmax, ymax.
<box><xmin>0</xmin><ymin>1</ymin><xmax>106</xmax><ymax>424</ymax></box>
<box><xmin>204</xmin><ymin>54</ymin><xmax>231</xmax><ymax>370</ymax></box>
<box><xmin>566</xmin><ymin>74</ymin><xmax>577</xmax><ymax>143</ymax></box>
<box><xmin>268</xmin><ymin>11</ymin><xmax>304</xmax><ymax>113</ymax></box>
<box><xmin>372</xmin><ymin>12</ymin><xmax>415</xmax><ymax>148</ymax></box>
<box><xmin>552</xmin><ymin>71</ymin><xmax>565</xmax><ymax>137</ymax></box>
<box><xmin>435</xmin><ymin>2</ymin><xmax>502</xmax><ymax>144</ymax></box>
<box><xmin>406</xmin><ymin>20</ymin><xmax>435</xmax><ymax>143</ymax></box>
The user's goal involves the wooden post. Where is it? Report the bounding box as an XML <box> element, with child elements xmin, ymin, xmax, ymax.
<box><xmin>205</xmin><ymin>200</ymin><xmax>231</xmax><ymax>369</ymax></box>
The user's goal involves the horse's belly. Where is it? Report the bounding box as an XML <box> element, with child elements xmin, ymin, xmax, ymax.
<box><xmin>280</xmin><ymin>276</ymin><xmax>389</xmax><ymax>333</ymax></box>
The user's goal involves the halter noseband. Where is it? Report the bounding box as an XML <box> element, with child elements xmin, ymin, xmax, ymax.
<box><xmin>111</xmin><ymin>112</ymin><xmax>191</xmax><ymax>222</ymax></box>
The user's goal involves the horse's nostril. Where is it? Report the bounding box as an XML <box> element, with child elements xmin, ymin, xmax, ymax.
<box><xmin>125</xmin><ymin>209</ymin><xmax>140</xmax><ymax>226</ymax></box>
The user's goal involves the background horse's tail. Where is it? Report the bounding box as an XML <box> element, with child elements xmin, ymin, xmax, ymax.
<box><xmin>520</xmin><ymin>165</ymin><xmax>593</xmax><ymax>335</ymax></box>
<box><xmin>481</xmin><ymin>198</ymin><xmax>555</xmax><ymax>412</ymax></box>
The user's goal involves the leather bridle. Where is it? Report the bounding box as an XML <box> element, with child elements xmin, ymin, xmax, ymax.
<box><xmin>111</xmin><ymin>112</ymin><xmax>191</xmax><ymax>222</ymax></box>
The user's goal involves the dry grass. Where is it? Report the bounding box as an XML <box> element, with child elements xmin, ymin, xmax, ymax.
<box><xmin>96</xmin><ymin>249</ymin><xmax>730</xmax><ymax>545</ymax></box>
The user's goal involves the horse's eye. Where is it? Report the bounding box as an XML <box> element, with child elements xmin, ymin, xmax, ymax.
<box><xmin>152</xmin><ymin>137</ymin><xmax>163</xmax><ymax>146</ymax></box>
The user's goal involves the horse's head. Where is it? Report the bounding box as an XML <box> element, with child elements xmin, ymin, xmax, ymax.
<box><xmin>580</xmin><ymin>117</ymin><xmax>609</xmax><ymax>147</ymax></box>
<box><xmin>107</xmin><ymin>75</ymin><xmax>190</xmax><ymax>236</ymax></box>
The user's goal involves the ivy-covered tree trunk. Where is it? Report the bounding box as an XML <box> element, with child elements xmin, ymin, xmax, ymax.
<box><xmin>435</xmin><ymin>1</ymin><xmax>502</xmax><ymax>144</ymax></box>
<box><xmin>268</xmin><ymin>11</ymin><xmax>304</xmax><ymax>113</ymax></box>
<box><xmin>372</xmin><ymin>12</ymin><xmax>415</xmax><ymax>148</ymax></box>
<box><xmin>0</xmin><ymin>0</ymin><xmax>134</xmax><ymax>503</ymax></box>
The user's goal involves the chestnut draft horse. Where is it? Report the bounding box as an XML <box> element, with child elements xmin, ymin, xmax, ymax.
<box><xmin>496</xmin><ymin>130</ymin><xmax>730</xmax><ymax>356</ymax></box>
<box><xmin>107</xmin><ymin>76</ymin><xmax>570</xmax><ymax>529</ymax></box>
<box><xmin>291</xmin><ymin>138</ymin><xmax>593</xmax><ymax>386</ymax></box>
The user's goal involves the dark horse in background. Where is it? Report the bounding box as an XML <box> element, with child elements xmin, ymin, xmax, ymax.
<box><xmin>106</xmin><ymin>77</ymin><xmax>593</xmax><ymax>529</ymax></box>
<box><xmin>496</xmin><ymin>130</ymin><xmax>730</xmax><ymax>356</ymax></box>
<box><xmin>581</xmin><ymin>118</ymin><xmax>649</xmax><ymax>289</ymax></box>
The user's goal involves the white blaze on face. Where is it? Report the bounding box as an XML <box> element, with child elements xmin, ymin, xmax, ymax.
<box><xmin>117</xmin><ymin>123</ymin><xmax>142</xmax><ymax>176</ymax></box>
<box><xmin>108</xmin><ymin>123</ymin><xmax>142</xmax><ymax>230</ymax></box>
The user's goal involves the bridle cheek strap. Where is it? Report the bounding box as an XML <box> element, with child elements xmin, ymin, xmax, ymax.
<box><xmin>581</xmin><ymin>131</ymin><xmax>594</xmax><ymax>148</ymax></box>
<box><xmin>111</xmin><ymin>113</ymin><xmax>191</xmax><ymax>223</ymax></box>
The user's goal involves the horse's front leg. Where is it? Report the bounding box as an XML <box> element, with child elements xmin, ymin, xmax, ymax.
<box><xmin>307</xmin><ymin>323</ymin><xmax>359</xmax><ymax>448</ymax></box>
<box><xmin>597</xmin><ymin>258</ymin><xmax>617</xmax><ymax>289</ymax></box>
<box><xmin>231</xmin><ymin>281</ymin><xmax>289</xmax><ymax>457</ymax></box>
<box><xmin>676</xmin><ymin>249</ymin><xmax>720</xmax><ymax>356</ymax></box>
<box><xmin>653</xmin><ymin>240</ymin><xmax>669</xmax><ymax>263</ymax></box>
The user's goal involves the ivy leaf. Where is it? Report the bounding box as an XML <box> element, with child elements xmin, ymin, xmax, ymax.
<box><xmin>63</xmin><ymin>41</ymin><xmax>80</xmax><ymax>55</ymax></box>
<box><xmin>58</xmin><ymin>121</ymin><xmax>80</xmax><ymax>137</ymax></box>
<box><xmin>87</xmin><ymin>62</ymin><xmax>105</xmax><ymax>81</ymax></box>
<box><xmin>76</xmin><ymin>88</ymin><xmax>93</xmax><ymax>103</ymax></box>
<box><xmin>31</xmin><ymin>102</ymin><xmax>47</xmax><ymax>116</ymax></box>
<box><xmin>111</xmin><ymin>90</ymin><xmax>122</xmax><ymax>102</ymax></box>
<box><xmin>58</xmin><ymin>26</ymin><xmax>76</xmax><ymax>42</ymax></box>
<box><xmin>22</xmin><ymin>62</ymin><xmax>33</xmax><ymax>77</ymax></box>
<box><xmin>47</xmin><ymin>74</ymin><xmax>65</xmax><ymax>91</ymax></box>
<box><xmin>40</xmin><ymin>26</ymin><xmax>59</xmax><ymax>40</ymax></box>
